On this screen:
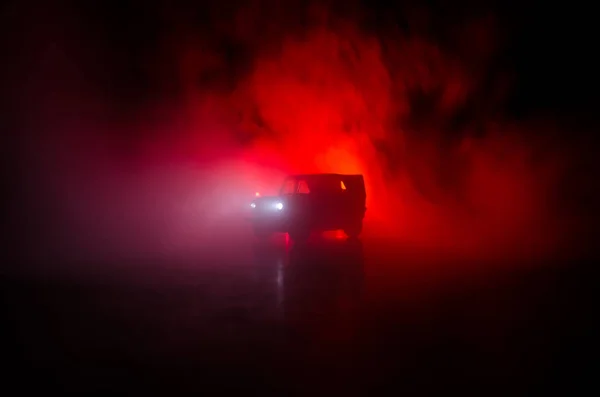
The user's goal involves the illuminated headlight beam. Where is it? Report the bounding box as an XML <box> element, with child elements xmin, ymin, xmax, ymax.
<box><xmin>250</xmin><ymin>202</ymin><xmax>256</xmax><ymax>208</ymax></box>
<box><xmin>275</xmin><ymin>202</ymin><xmax>283</xmax><ymax>210</ymax></box>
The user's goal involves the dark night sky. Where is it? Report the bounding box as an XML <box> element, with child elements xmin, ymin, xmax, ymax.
<box><xmin>2</xmin><ymin>1</ymin><xmax>597</xmax><ymax>125</ymax></box>
<box><xmin>2</xmin><ymin>0</ymin><xmax>599</xmax><ymax>158</ymax></box>
<box><xmin>88</xmin><ymin>0</ymin><xmax>598</xmax><ymax>118</ymax></box>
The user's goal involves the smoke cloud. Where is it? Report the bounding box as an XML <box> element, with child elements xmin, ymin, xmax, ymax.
<box><xmin>5</xmin><ymin>1</ymin><xmax>589</xmax><ymax>265</ymax></box>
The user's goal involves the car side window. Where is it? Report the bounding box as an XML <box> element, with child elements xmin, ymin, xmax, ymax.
<box><xmin>281</xmin><ymin>179</ymin><xmax>296</xmax><ymax>195</ymax></box>
<box><xmin>297</xmin><ymin>180</ymin><xmax>310</xmax><ymax>194</ymax></box>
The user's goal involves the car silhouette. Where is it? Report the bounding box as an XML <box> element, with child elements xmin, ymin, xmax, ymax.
<box><xmin>249</xmin><ymin>173</ymin><xmax>366</xmax><ymax>242</ymax></box>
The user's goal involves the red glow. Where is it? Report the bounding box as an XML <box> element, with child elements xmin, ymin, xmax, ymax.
<box><xmin>218</xmin><ymin>16</ymin><xmax>565</xmax><ymax>259</ymax></box>
<box><xmin>9</xmin><ymin>1</ymin><xmax>587</xmax><ymax>267</ymax></box>
<box><xmin>135</xmin><ymin>10</ymin><xmax>570</xmax><ymax>260</ymax></box>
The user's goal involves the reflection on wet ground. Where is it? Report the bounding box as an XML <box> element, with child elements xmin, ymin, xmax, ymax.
<box><xmin>2</xmin><ymin>235</ymin><xmax>596</xmax><ymax>394</ymax></box>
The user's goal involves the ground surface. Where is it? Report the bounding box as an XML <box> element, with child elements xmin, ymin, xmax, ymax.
<box><xmin>2</xmin><ymin>232</ymin><xmax>596</xmax><ymax>395</ymax></box>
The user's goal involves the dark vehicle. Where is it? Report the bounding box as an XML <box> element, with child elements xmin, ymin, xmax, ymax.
<box><xmin>249</xmin><ymin>173</ymin><xmax>366</xmax><ymax>241</ymax></box>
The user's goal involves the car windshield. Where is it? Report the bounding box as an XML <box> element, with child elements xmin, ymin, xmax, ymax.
<box><xmin>307</xmin><ymin>178</ymin><xmax>342</xmax><ymax>194</ymax></box>
<box><xmin>279</xmin><ymin>176</ymin><xmax>347</xmax><ymax>195</ymax></box>
<box><xmin>280</xmin><ymin>179</ymin><xmax>296</xmax><ymax>195</ymax></box>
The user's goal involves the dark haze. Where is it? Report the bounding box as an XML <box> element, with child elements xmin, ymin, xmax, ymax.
<box><xmin>4</xmin><ymin>0</ymin><xmax>597</xmax><ymax>266</ymax></box>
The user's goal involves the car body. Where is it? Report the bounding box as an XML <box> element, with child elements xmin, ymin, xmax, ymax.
<box><xmin>249</xmin><ymin>173</ymin><xmax>366</xmax><ymax>241</ymax></box>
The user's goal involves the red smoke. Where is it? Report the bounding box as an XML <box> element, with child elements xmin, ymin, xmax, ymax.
<box><xmin>10</xmin><ymin>2</ymin><xmax>581</xmax><ymax>263</ymax></box>
<box><xmin>168</xmin><ymin>9</ymin><xmax>566</xmax><ymax>259</ymax></box>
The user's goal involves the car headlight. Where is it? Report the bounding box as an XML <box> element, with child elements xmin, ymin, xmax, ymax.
<box><xmin>250</xmin><ymin>202</ymin><xmax>256</xmax><ymax>208</ymax></box>
<box><xmin>275</xmin><ymin>202</ymin><xmax>283</xmax><ymax>210</ymax></box>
